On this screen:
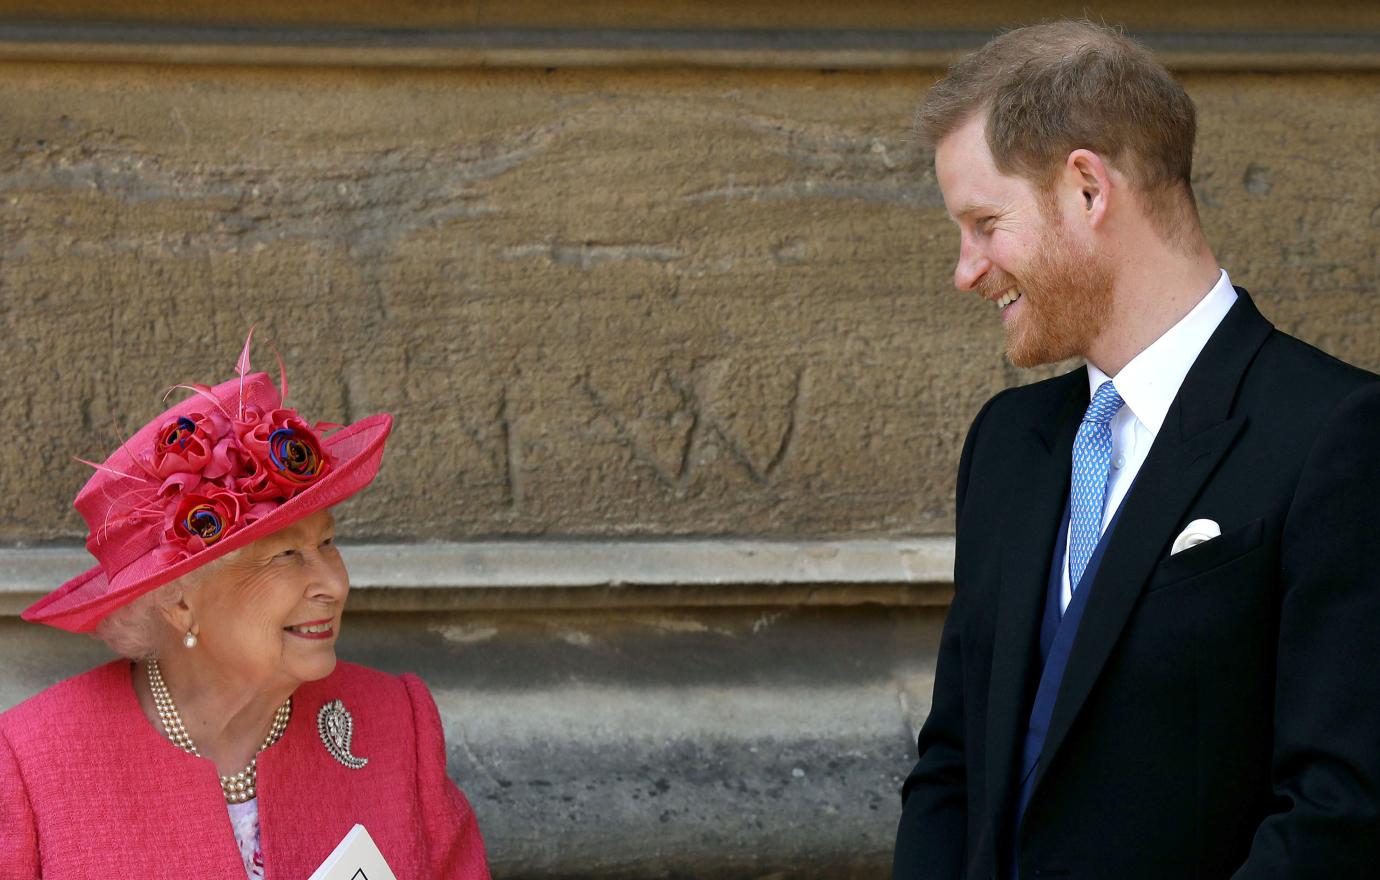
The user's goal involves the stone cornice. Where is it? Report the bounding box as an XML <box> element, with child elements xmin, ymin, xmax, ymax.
<box><xmin>0</xmin><ymin>538</ymin><xmax>957</xmax><ymax>616</ymax></box>
<box><xmin>0</xmin><ymin>23</ymin><xmax>1375</xmax><ymax>70</ymax></box>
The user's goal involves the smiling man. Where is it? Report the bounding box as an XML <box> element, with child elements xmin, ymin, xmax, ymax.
<box><xmin>892</xmin><ymin>20</ymin><xmax>1380</xmax><ymax>880</ymax></box>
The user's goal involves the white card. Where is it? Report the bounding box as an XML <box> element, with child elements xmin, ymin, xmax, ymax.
<box><xmin>308</xmin><ymin>824</ymin><xmax>398</xmax><ymax>880</ymax></box>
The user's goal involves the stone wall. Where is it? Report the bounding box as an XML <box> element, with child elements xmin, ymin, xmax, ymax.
<box><xmin>1</xmin><ymin>4</ymin><xmax>1377</xmax><ymax>876</ymax></box>
<box><xmin>3</xmin><ymin>66</ymin><xmax>1376</xmax><ymax>544</ymax></box>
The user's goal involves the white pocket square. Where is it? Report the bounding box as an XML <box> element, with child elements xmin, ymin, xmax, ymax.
<box><xmin>1171</xmin><ymin>518</ymin><xmax>1221</xmax><ymax>555</ymax></box>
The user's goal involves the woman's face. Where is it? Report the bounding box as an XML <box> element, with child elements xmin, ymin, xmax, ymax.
<box><xmin>186</xmin><ymin>510</ymin><xmax>349</xmax><ymax>692</ymax></box>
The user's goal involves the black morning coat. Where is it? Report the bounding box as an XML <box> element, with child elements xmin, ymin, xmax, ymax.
<box><xmin>893</xmin><ymin>289</ymin><xmax>1380</xmax><ymax>879</ymax></box>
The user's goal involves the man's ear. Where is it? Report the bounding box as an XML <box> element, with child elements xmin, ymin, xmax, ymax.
<box><xmin>1065</xmin><ymin>149</ymin><xmax>1113</xmax><ymax>229</ymax></box>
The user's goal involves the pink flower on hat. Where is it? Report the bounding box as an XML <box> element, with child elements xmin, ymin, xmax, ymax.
<box><xmin>157</xmin><ymin>489</ymin><xmax>247</xmax><ymax>564</ymax></box>
<box><xmin>151</xmin><ymin>412</ymin><xmax>224</xmax><ymax>481</ymax></box>
<box><xmin>148</xmin><ymin>402</ymin><xmax>332</xmax><ymax>560</ymax></box>
<box><xmin>233</xmin><ymin>407</ymin><xmax>331</xmax><ymax>502</ymax></box>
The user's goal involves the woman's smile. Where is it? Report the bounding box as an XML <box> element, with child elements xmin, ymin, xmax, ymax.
<box><xmin>283</xmin><ymin>618</ymin><xmax>335</xmax><ymax>640</ymax></box>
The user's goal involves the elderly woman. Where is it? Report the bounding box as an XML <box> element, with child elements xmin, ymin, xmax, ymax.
<box><xmin>0</xmin><ymin>342</ymin><xmax>490</xmax><ymax>879</ymax></box>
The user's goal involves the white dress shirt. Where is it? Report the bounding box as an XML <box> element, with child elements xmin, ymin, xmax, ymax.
<box><xmin>1059</xmin><ymin>269</ymin><xmax>1239</xmax><ymax>612</ymax></box>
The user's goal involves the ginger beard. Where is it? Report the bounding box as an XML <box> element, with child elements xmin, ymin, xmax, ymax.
<box><xmin>981</xmin><ymin>212</ymin><xmax>1117</xmax><ymax>368</ymax></box>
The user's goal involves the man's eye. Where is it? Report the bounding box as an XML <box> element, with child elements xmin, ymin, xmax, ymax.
<box><xmin>320</xmin><ymin>537</ymin><xmax>336</xmax><ymax>549</ymax></box>
<box><xmin>276</xmin><ymin>548</ymin><xmax>298</xmax><ymax>560</ymax></box>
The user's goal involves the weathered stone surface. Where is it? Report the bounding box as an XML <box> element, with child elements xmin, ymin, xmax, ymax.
<box><xmin>2</xmin><ymin>26</ymin><xmax>1377</xmax><ymax>879</ymax></box>
<box><xmin>0</xmin><ymin>603</ymin><xmax>941</xmax><ymax>878</ymax></box>
<box><xmin>2</xmin><ymin>0</ymin><xmax>1377</xmax><ymax>31</ymax></box>
<box><xmin>2</xmin><ymin>65</ymin><xmax>1375</xmax><ymax>545</ymax></box>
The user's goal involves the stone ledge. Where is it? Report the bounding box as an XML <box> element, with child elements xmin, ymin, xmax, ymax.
<box><xmin>0</xmin><ymin>597</ymin><xmax>942</xmax><ymax>877</ymax></box>
<box><xmin>0</xmin><ymin>537</ymin><xmax>957</xmax><ymax>616</ymax></box>
<box><xmin>0</xmin><ymin>23</ymin><xmax>1376</xmax><ymax>70</ymax></box>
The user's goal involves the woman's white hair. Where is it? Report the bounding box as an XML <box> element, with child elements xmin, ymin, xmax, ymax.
<box><xmin>92</xmin><ymin>550</ymin><xmax>240</xmax><ymax>659</ymax></box>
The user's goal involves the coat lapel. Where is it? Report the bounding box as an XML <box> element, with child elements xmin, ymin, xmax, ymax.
<box><xmin>1029</xmin><ymin>289</ymin><xmax>1274</xmax><ymax>797</ymax></box>
<box><xmin>984</xmin><ymin>373</ymin><xmax>1087</xmax><ymax>831</ymax></box>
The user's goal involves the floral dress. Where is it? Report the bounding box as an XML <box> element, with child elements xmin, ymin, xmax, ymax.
<box><xmin>227</xmin><ymin>798</ymin><xmax>266</xmax><ymax>879</ymax></box>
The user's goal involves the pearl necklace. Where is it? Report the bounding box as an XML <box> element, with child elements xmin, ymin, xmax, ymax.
<box><xmin>146</xmin><ymin>658</ymin><xmax>292</xmax><ymax>804</ymax></box>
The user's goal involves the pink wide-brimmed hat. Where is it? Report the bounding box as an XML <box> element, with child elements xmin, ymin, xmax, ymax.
<box><xmin>23</xmin><ymin>337</ymin><xmax>392</xmax><ymax>633</ymax></box>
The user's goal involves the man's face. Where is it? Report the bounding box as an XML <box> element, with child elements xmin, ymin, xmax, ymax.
<box><xmin>934</xmin><ymin>115</ymin><xmax>1115</xmax><ymax>368</ymax></box>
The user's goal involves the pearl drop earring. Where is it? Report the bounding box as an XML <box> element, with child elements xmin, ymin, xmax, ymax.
<box><xmin>183</xmin><ymin>631</ymin><xmax>198</xmax><ymax>649</ymax></box>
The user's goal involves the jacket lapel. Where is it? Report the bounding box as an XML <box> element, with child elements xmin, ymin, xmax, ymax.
<box><xmin>984</xmin><ymin>373</ymin><xmax>1087</xmax><ymax>832</ymax></box>
<box><xmin>1029</xmin><ymin>289</ymin><xmax>1274</xmax><ymax>797</ymax></box>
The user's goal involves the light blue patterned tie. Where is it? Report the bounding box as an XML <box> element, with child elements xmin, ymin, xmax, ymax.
<box><xmin>1068</xmin><ymin>380</ymin><xmax>1125</xmax><ymax>593</ymax></box>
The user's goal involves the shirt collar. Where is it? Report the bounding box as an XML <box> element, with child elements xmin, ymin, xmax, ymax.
<box><xmin>1087</xmin><ymin>269</ymin><xmax>1238</xmax><ymax>436</ymax></box>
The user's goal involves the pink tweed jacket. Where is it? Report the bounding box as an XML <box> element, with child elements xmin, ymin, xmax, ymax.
<box><xmin>0</xmin><ymin>660</ymin><xmax>490</xmax><ymax>879</ymax></box>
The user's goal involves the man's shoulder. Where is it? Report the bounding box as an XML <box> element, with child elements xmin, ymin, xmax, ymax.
<box><xmin>973</xmin><ymin>367</ymin><xmax>1085</xmax><ymax>428</ymax></box>
<box><xmin>1243</xmin><ymin>328</ymin><xmax>1379</xmax><ymax>416</ymax></box>
<box><xmin>1255</xmin><ymin>327</ymin><xmax>1377</xmax><ymax>386</ymax></box>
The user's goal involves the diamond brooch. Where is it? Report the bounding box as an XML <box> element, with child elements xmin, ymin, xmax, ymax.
<box><xmin>317</xmin><ymin>699</ymin><xmax>368</xmax><ymax>770</ymax></box>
